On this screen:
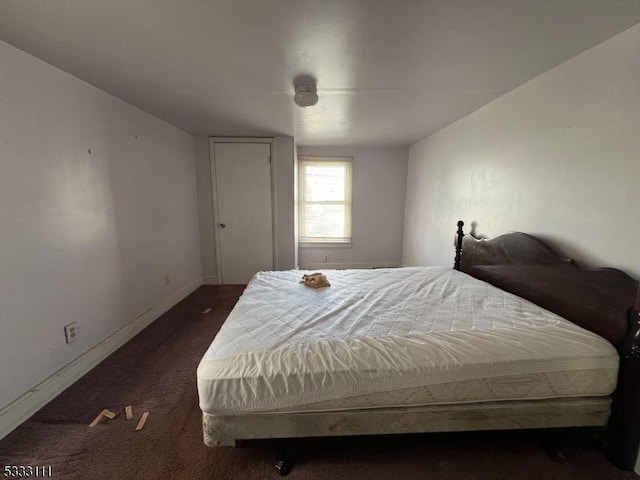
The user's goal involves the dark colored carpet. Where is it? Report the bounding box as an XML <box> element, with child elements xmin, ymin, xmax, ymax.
<box><xmin>0</xmin><ymin>285</ymin><xmax>637</xmax><ymax>480</ymax></box>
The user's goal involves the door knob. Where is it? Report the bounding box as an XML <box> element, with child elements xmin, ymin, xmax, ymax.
<box><xmin>219</xmin><ymin>223</ymin><xmax>226</xmax><ymax>228</ymax></box>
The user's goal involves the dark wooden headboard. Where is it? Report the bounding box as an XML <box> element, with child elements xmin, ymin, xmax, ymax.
<box><xmin>453</xmin><ymin>220</ymin><xmax>638</xmax><ymax>348</ymax></box>
<box><xmin>453</xmin><ymin>220</ymin><xmax>640</xmax><ymax>470</ymax></box>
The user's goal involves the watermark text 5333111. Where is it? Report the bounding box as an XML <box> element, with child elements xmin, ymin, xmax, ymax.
<box><xmin>3</xmin><ymin>466</ymin><xmax>53</xmax><ymax>477</ymax></box>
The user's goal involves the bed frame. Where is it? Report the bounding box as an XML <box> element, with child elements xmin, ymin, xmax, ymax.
<box><xmin>203</xmin><ymin>220</ymin><xmax>640</xmax><ymax>471</ymax></box>
<box><xmin>454</xmin><ymin>220</ymin><xmax>640</xmax><ymax>470</ymax></box>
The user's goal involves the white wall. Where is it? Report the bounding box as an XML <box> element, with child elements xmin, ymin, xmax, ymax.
<box><xmin>274</xmin><ymin>137</ymin><xmax>297</xmax><ymax>270</ymax></box>
<box><xmin>403</xmin><ymin>23</ymin><xmax>640</xmax><ymax>279</ymax></box>
<box><xmin>0</xmin><ymin>40</ymin><xmax>202</xmax><ymax>414</ymax></box>
<box><xmin>298</xmin><ymin>146</ymin><xmax>408</xmax><ymax>269</ymax></box>
<box><xmin>194</xmin><ymin>135</ymin><xmax>297</xmax><ymax>282</ymax></box>
<box><xmin>193</xmin><ymin>136</ymin><xmax>218</xmax><ymax>284</ymax></box>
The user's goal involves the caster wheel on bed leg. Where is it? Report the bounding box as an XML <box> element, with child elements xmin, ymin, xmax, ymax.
<box><xmin>275</xmin><ymin>460</ymin><xmax>292</xmax><ymax>476</ymax></box>
<box><xmin>540</xmin><ymin>430</ymin><xmax>570</xmax><ymax>463</ymax></box>
<box><xmin>549</xmin><ymin>448</ymin><xmax>567</xmax><ymax>462</ymax></box>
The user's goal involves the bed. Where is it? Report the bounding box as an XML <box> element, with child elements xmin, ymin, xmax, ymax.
<box><xmin>197</xmin><ymin>221</ymin><xmax>640</xmax><ymax>472</ymax></box>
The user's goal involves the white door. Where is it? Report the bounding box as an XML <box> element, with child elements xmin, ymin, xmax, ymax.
<box><xmin>213</xmin><ymin>142</ymin><xmax>273</xmax><ymax>284</ymax></box>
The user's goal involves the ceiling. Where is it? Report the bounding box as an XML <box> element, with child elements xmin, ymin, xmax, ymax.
<box><xmin>1</xmin><ymin>1</ymin><xmax>640</xmax><ymax>147</ymax></box>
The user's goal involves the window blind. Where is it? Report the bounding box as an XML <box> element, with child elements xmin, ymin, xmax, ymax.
<box><xmin>299</xmin><ymin>157</ymin><xmax>352</xmax><ymax>243</ymax></box>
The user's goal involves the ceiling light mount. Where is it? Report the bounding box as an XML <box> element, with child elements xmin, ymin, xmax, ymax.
<box><xmin>294</xmin><ymin>84</ymin><xmax>319</xmax><ymax>108</ymax></box>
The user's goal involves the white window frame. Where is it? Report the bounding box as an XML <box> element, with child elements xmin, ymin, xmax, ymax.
<box><xmin>298</xmin><ymin>156</ymin><xmax>353</xmax><ymax>247</ymax></box>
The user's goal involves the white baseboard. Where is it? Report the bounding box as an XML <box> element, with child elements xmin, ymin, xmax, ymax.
<box><xmin>0</xmin><ymin>277</ymin><xmax>203</xmax><ymax>441</ymax></box>
<box><xmin>202</xmin><ymin>275</ymin><xmax>219</xmax><ymax>285</ymax></box>
<box><xmin>300</xmin><ymin>261</ymin><xmax>401</xmax><ymax>270</ymax></box>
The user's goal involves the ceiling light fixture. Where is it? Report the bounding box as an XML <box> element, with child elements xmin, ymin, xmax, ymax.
<box><xmin>293</xmin><ymin>84</ymin><xmax>319</xmax><ymax>108</ymax></box>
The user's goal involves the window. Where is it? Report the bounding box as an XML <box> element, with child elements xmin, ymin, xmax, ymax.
<box><xmin>299</xmin><ymin>156</ymin><xmax>352</xmax><ymax>244</ymax></box>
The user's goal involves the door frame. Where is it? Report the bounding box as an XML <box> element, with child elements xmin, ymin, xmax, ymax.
<box><xmin>209</xmin><ymin>137</ymin><xmax>278</xmax><ymax>285</ymax></box>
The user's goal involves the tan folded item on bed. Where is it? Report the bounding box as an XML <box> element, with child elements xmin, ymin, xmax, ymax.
<box><xmin>300</xmin><ymin>272</ymin><xmax>330</xmax><ymax>288</ymax></box>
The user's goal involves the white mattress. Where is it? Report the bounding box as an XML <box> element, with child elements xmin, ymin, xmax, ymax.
<box><xmin>197</xmin><ymin>267</ymin><xmax>619</xmax><ymax>416</ymax></box>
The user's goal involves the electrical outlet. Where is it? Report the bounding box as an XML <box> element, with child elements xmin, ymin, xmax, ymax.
<box><xmin>324</xmin><ymin>255</ymin><xmax>329</xmax><ymax>263</ymax></box>
<box><xmin>64</xmin><ymin>322</ymin><xmax>77</xmax><ymax>344</ymax></box>
<box><xmin>164</xmin><ymin>274</ymin><xmax>171</xmax><ymax>285</ymax></box>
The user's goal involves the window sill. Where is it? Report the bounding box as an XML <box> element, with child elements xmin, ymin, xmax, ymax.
<box><xmin>299</xmin><ymin>242</ymin><xmax>352</xmax><ymax>249</ymax></box>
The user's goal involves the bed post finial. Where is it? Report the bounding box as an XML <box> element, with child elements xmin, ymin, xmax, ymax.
<box><xmin>454</xmin><ymin>220</ymin><xmax>465</xmax><ymax>271</ymax></box>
